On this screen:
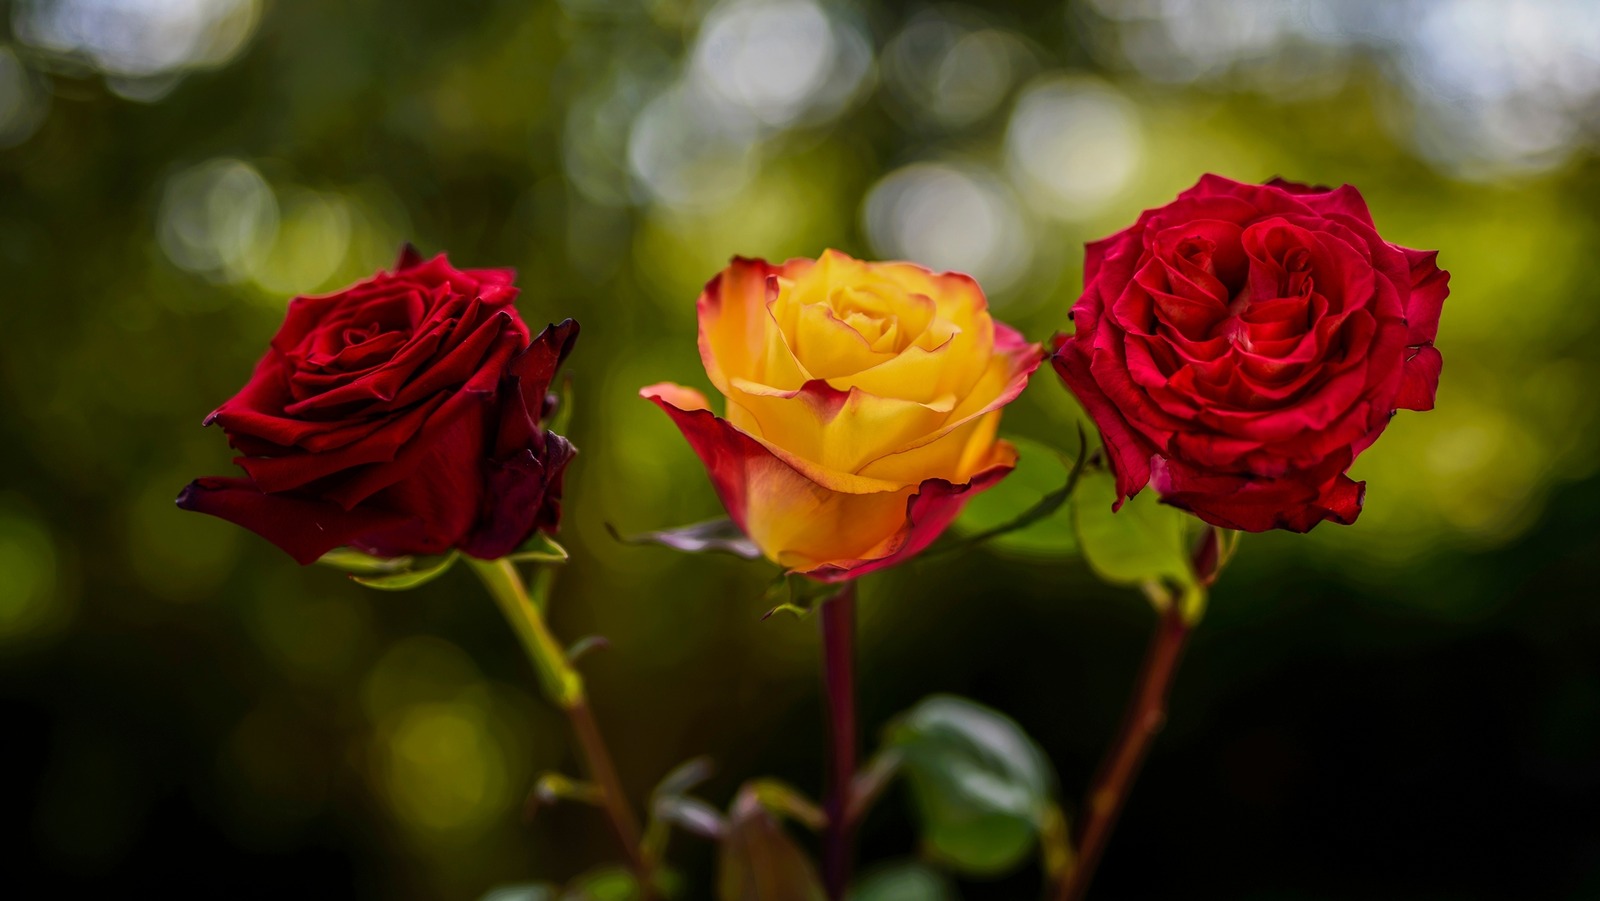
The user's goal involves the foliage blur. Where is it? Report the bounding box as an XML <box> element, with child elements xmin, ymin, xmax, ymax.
<box><xmin>4</xmin><ymin>0</ymin><xmax>1600</xmax><ymax>898</ymax></box>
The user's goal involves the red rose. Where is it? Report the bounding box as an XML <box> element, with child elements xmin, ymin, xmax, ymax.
<box><xmin>1053</xmin><ymin>175</ymin><xmax>1449</xmax><ymax>532</ymax></box>
<box><xmin>178</xmin><ymin>246</ymin><xmax>579</xmax><ymax>563</ymax></box>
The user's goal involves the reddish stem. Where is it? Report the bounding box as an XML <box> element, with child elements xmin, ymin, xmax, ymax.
<box><xmin>1057</xmin><ymin>604</ymin><xmax>1192</xmax><ymax>901</ymax></box>
<box><xmin>566</xmin><ymin>699</ymin><xmax>648</xmax><ymax>882</ymax></box>
<box><xmin>819</xmin><ymin>582</ymin><xmax>858</xmax><ymax>900</ymax></box>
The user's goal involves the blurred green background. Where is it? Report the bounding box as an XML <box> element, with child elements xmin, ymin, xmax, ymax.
<box><xmin>4</xmin><ymin>0</ymin><xmax>1600</xmax><ymax>897</ymax></box>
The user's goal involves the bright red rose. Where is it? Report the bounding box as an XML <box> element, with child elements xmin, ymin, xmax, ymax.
<box><xmin>1053</xmin><ymin>175</ymin><xmax>1449</xmax><ymax>532</ymax></box>
<box><xmin>178</xmin><ymin>246</ymin><xmax>579</xmax><ymax>563</ymax></box>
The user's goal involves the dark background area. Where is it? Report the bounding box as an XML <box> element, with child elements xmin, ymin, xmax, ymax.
<box><xmin>3</xmin><ymin>0</ymin><xmax>1599</xmax><ymax>898</ymax></box>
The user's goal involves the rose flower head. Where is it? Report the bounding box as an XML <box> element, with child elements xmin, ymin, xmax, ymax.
<box><xmin>178</xmin><ymin>246</ymin><xmax>579</xmax><ymax>563</ymax></box>
<box><xmin>644</xmin><ymin>250</ymin><xmax>1043</xmax><ymax>582</ymax></box>
<box><xmin>1054</xmin><ymin>175</ymin><xmax>1449</xmax><ymax>532</ymax></box>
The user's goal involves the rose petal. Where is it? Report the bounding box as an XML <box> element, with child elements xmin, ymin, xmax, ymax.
<box><xmin>396</xmin><ymin>242</ymin><xmax>424</xmax><ymax>270</ymax></box>
<box><xmin>458</xmin><ymin>432</ymin><xmax>575</xmax><ymax>560</ymax></box>
<box><xmin>175</xmin><ymin>477</ymin><xmax>413</xmax><ymax>565</ymax></box>
<box><xmin>235</xmin><ymin>392</ymin><xmax>452</xmax><ymax>493</ymax></box>
<box><xmin>1052</xmin><ymin>338</ymin><xmax>1154</xmax><ymax>504</ymax></box>
<box><xmin>510</xmin><ymin>319</ymin><xmax>581</xmax><ymax>405</ymax></box>
<box><xmin>698</xmin><ymin>256</ymin><xmax>810</xmax><ymax>393</ymax></box>
<box><xmin>1151</xmin><ymin>453</ymin><xmax>1363</xmax><ymax>532</ymax></box>
<box><xmin>1401</xmin><ymin>247</ymin><xmax>1449</xmax><ymax>346</ymax></box>
<box><xmin>800</xmin><ymin>442</ymin><xmax>1019</xmax><ymax>582</ymax></box>
<box><xmin>1394</xmin><ymin>344</ymin><xmax>1443</xmax><ymax>412</ymax></box>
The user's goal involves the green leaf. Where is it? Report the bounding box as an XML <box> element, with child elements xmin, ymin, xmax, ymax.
<box><xmin>885</xmin><ymin>694</ymin><xmax>1055</xmax><ymax>877</ymax></box>
<box><xmin>508</xmin><ymin>532</ymin><xmax>569</xmax><ymax>564</ymax></box>
<box><xmin>1070</xmin><ymin>469</ymin><xmax>1196</xmax><ymax>593</ymax></box>
<box><xmin>315</xmin><ymin>547</ymin><xmax>414</xmax><ymax>575</ymax></box>
<box><xmin>948</xmin><ymin>432</ymin><xmax>1086</xmax><ymax>558</ymax></box>
<box><xmin>717</xmin><ymin>782</ymin><xmax>827</xmax><ymax>901</ymax></box>
<box><xmin>480</xmin><ymin>884</ymin><xmax>557</xmax><ymax>901</ymax></box>
<box><xmin>608</xmin><ymin>518</ymin><xmax>761</xmax><ymax>560</ymax></box>
<box><xmin>349</xmin><ymin>550</ymin><xmax>460</xmax><ymax>590</ymax></box>
<box><xmin>848</xmin><ymin>862</ymin><xmax>958</xmax><ymax>901</ymax></box>
<box><xmin>561</xmin><ymin>867</ymin><xmax>638</xmax><ymax>901</ymax></box>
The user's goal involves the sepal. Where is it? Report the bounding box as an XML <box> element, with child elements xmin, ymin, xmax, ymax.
<box><xmin>759</xmin><ymin>575</ymin><xmax>841</xmax><ymax>621</ymax></box>
<box><xmin>608</xmin><ymin>518</ymin><xmax>761</xmax><ymax>560</ymax></box>
<box><xmin>509</xmin><ymin>532</ymin><xmax>569</xmax><ymax>564</ymax></box>
<box><xmin>319</xmin><ymin>549</ymin><xmax>461</xmax><ymax>590</ymax></box>
<box><xmin>314</xmin><ymin>547</ymin><xmax>416</xmax><ymax>575</ymax></box>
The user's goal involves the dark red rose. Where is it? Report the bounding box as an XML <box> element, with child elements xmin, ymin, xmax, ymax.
<box><xmin>1053</xmin><ymin>175</ymin><xmax>1449</xmax><ymax>532</ymax></box>
<box><xmin>178</xmin><ymin>246</ymin><xmax>579</xmax><ymax>563</ymax></box>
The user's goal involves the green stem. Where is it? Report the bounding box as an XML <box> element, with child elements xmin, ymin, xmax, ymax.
<box><xmin>467</xmin><ymin>558</ymin><xmax>651</xmax><ymax>895</ymax></box>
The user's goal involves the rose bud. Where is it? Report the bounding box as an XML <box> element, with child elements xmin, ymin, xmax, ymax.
<box><xmin>178</xmin><ymin>246</ymin><xmax>579</xmax><ymax>564</ymax></box>
<box><xmin>1054</xmin><ymin>175</ymin><xmax>1449</xmax><ymax>532</ymax></box>
<box><xmin>644</xmin><ymin>251</ymin><xmax>1043</xmax><ymax>582</ymax></box>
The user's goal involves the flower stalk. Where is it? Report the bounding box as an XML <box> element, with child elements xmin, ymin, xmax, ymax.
<box><xmin>467</xmin><ymin>558</ymin><xmax>652</xmax><ymax>896</ymax></box>
<box><xmin>1057</xmin><ymin>526</ymin><xmax>1227</xmax><ymax>901</ymax></box>
<box><xmin>819</xmin><ymin>581</ymin><xmax>858</xmax><ymax>900</ymax></box>
<box><xmin>1056</xmin><ymin>602</ymin><xmax>1193</xmax><ymax>901</ymax></box>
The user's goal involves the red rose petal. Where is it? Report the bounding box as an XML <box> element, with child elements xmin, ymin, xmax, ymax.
<box><xmin>176</xmin><ymin>477</ymin><xmax>414</xmax><ymax>565</ymax></box>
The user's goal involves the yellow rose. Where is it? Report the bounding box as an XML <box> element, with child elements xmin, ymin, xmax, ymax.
<box><xmin>643</xmin><ymin>251</ymin><xmax>1042</xmax><ymax>581</ymax></box>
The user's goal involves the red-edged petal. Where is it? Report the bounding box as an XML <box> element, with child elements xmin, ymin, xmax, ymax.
<box><xmin>799</xmin><ymin>454</ymin><xmax>1015</xmax><ymax>583</ymax></box>
<box><xmin>643</xmin><ymin>384</ymin><xmax>768</xmax><ymax>534</ymax></box>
